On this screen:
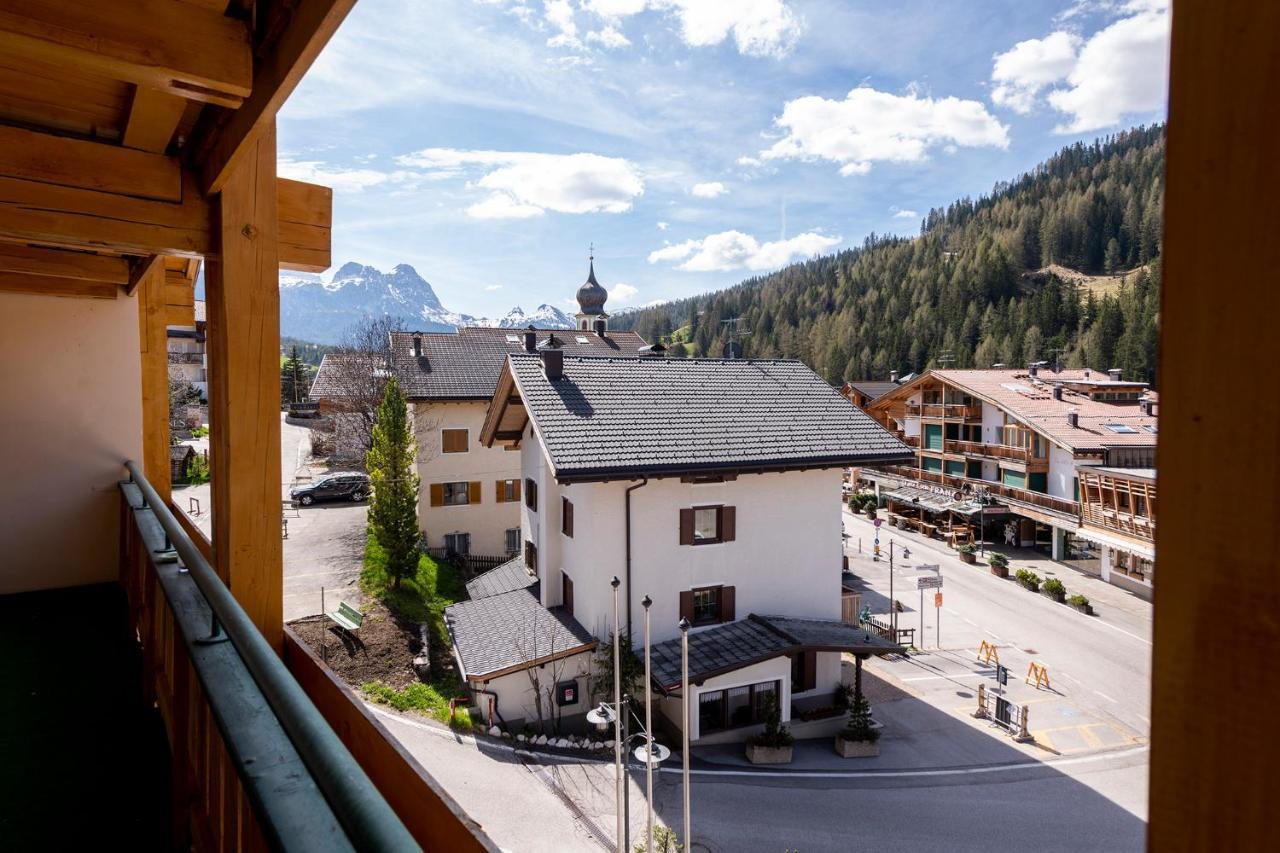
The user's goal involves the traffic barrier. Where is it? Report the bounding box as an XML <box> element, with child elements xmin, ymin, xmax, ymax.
<box><xmin>977</xmin><ymin>640</ymin><xmax>1000</xmax><ymax>667</ymax></box>
<box><xmin>1026</xmin><ymin>661</ymin><xmax>1051</xmax><ymax>690</ymax></box>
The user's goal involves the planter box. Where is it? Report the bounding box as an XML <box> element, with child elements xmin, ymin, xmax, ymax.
<box><xmin>1018</xmin><ymin>581</ymin><xmax>1040</xmax><ymax>593</ymax></box>
<box><xmin>834</xmin><ymin>735</ymin><xmax>880</xmax><ymax>758</ymax></box>
<box><xmin>1070</xmin><ymin>602</ymin><xmax>1094</xmax><ymax>615</ymax></box>
<box><xmin>745</xmin><ymin>743</ymin><xmax>794</xmax><ymax>765</ymax></box>
<box><xmin>959</xmin><ymin>552</ymin><xmax>977</xmax><ymax>564</ymax></box>
<box><xmin>990</xmin><ymin>565</ymin><xmax>1009</xmax><ymax>578</ymax></box>
<box><xmin>1043</xmin><ymin>589</ymin><xmax>1066</xmax><ymax>603</ymax></box>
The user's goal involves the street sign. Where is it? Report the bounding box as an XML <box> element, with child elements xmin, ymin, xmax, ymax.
<box><xmin>934</xmin><ymin>592</ymin><xmax>943</xmax><ymax>608</ymax></box>
<box><xmin>917</xmin><ymin>563</ymin><xmax>940</xmax><ymax>573</ymax></box>
<box><xmin>996</xmin><ymin>664</ymin><xmax>1009</xmax><ymax>686</ymax></box>
<box><xmin>917</xmin><ymin>575</ymin><xmax>942</xmax><ymax>590</ymax></box>
<box><xmin>873</xmin><ymin>518</ymin><xmax>882</xmax><ymax>528</ymax></box>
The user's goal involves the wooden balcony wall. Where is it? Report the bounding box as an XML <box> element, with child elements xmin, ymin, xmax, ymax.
<box><xmin>872</xmin><ymin>464</ymin><xmax>1080</xmax><ymax>519</ymax></box>
<box><xmin>906</xmin><ymin>402</ymin><xmax>983</xmax><ymax>420</ymax></box>
<box><xmin>945</xmin><ymin>439</ymin><xmax>1050</xmax><ymax>471</ymax></box>
<box><xmin>1078</xmin><ymin>470</ymin><xmax>1156</xmax><ymax>543</ymax></box>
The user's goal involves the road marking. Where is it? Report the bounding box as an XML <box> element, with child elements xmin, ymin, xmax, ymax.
<box><xmin>901</xmin><ymin>674</ymin><xmax>984</xmax><ymax>683</ymax></box>
<box><xmin>1136</xmin><ymin>714</ymin><xmax>1150</xmax><ymax>725</ymax></box>
<box><xmin>1093</xmin><ymin>689</ymin><xmax>1118</xmax><ymax>703</ymax></box>
<box><xmin>369</xmin><ymin>706</ymin><xmax>1149</xmax><ymax>780</ymax></box>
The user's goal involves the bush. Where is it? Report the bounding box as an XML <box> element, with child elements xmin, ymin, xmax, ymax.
<box><xmin>1042</xmin><ymin>577</ymin><xmax>1067</xmax><ymax>597</ymax></box>
<box><xmin>1015</xmin><ymin>568</ymin><xmax>1041</xmax><ymax>590</ymax></box>
<box><xmin>190</xmin><ymin>425</ymin><xmax>209</xmax><ymax>438</ymax></box>
<box><xmin>747</xmin><ymin>693</ymin><xmax>793</xmax><ymax>749</ymax></box>
<box><xmin>841</xmin><ymin>690</ymin><xmax>881</xmax><ymax>744</ymax></box>
<box><xmin>634</xmin><ymin>826</ymin><xmax>683</xmax><ymax>853</ymax></box>
<box><xmin>957</xmin><ymin>542</ymin><xmax>978</xmax><ymax>555</ymax></box>
<box><xmin>1067</xmin><ymin>594</ymin><xmax>1090</xmax><ymax>607</ymax></box>
<box><xmin>988</xmin><ymin>552</ymin><xmax>1009</xmax><ymax>569</ymax></box>
<box><xmin>185</xmin><ymin>452</ymin><xmax>210</xmax><ymax>484</ymax></box>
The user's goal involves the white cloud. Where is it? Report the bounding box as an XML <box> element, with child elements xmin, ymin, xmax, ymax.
<box><xmin>988</xmin><ymin>2</ymin><xmax>1169</xmax><ymax>131</ymax></box>
<box><xmin>691</xmin><ymin>181</ymin><xmax>727</xmax><ymax>198</ymax></box>
<box><xmin>581</xmin><ymin>0</ymin><xmax>803</xmax><ymax>58</ymax></box>
<box><xmin>586</xmin><ymin>26</ymin><xmax>631</xmax><ymax>48</ymax></box>
<box><xmin>610</xmin><ymin>282</ymin><xmax>639</xmax><ymax>302</ymax></box>
<box><xmin>278</xmin><ymin>157</ymin><xmax>408</xmax><ymax>192</ymax></box>
<box><xmin>736</xmin><ymin>155</ymin><xmax>763</xmax><ymax>167</ymax></box>
<box><xmin>990</xmin><ymin>31</ymin><xmax>1081</xmax><ymax>113</ymax></box>
<box><xmin>544</xmin><ymin>0</ymin><xmax>583</xmax><ymax>49</ymax></box>
<box><xmin>656</xmin><ymin>221</ymin><xmax>669</xmax><ymax>230</ymax></box>
<box><xmin>647</xmin><ymin>229</ymin><xmax>840</xmax><ymax>271</ymax></box>
<box><xmin>892</xmin><ymin>208</ymin><xmax>918</xmax><ymax>219</ymax></box>
<box><xmin>485</xmin><ymin>284</ymin><xmax>504</xmax><ymax>291</ymax></box>
<box><xmin>760</xmin><ymin>86</ymin><xmax>1009</xmax><ymax>176</ymax></box>
<box><xmin>1047</xmin><ymin>4</ymin><xmax>1170</xmax><ymax>132</ymax></box>
<box><xmin>396</xmin><ymin>148</ymin><xmax>644</xmax><ymax>218</ymax></box>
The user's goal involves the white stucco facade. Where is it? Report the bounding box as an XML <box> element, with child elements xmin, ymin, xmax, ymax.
<box><xmin>472</xmin><ymin>648</ymin><xmax>595</xmax><ymax>731</ymax></box>
<box><xmin>1047</xmin><ymin>445</ymin><xmax>1076</xmax><ymax>501</ymax></box>
<box><xmin>413</xmin><ymin>400</ymin><xmax>522</xmax><ymax>556</ymax></box>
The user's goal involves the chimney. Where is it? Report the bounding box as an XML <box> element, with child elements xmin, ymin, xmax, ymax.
<box><xmin>412</xmin><ymin>335</ymin><xmax>422</xmax><ymax>358</ymax></box>
<box><xmin>1108</xmin><ymin>368</ymin><xmax>1123</xmax><ymax>382</ymax></box>
<box><xmin>594</xmin><ymin>318</ymin><xmax>607</xmax><ymax>338</ymax></box>
<box><xmin>523</xmin><ymin>325</ymin><xmax>537</xmax><ymax>353</ymax></box>
<box><xmin>890</xmin><ymin>370</ymin><xmax>899</xmax><ymax>383</ymax></box>
<box><xmin>723</xmin><ymin>341</ymin><xmax>742</xmax><ymax>360</ymax></box>
<box><xmin>1067</xmin><ymin>411</ymin><xmax>1079</xmax><ymax>428</ymax></box>
<box><xmin>1140</xmin><ymin>399</ymin><xmax>1153</xmax><ymax>416</ymax></box>
<box><xmin>639</xmin><ymin>342</ymin><xmax>666</xmax><ymax>358</ymax></box>
<box><xmin>541</xmin><ymin>348</ymin><xmax>563</xmax><ymax>380</ymax></box>
<box><xmin>1052</xmin><ymin>386</ymin><xmax>1063</xmax><ymax>401</ymax></box>
<box><xmin>1028</xmin><ymin>364</ymin><xmax>1038</xmax><ymax>378</ymax></box>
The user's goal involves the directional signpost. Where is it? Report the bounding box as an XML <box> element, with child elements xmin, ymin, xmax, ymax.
<box><xmin>916</xmin><ymin>567</ymin><xmax>942</xmax><ymax>648</ymax></box>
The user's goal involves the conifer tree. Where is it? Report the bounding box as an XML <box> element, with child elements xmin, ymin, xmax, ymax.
<box><xmin>281</xmin><ymin>345</ymin><xmax>306</xmax><ymax>405</ymax></box>
<box><xmin>366</xmin><ymin>377</ymin><xmax>420</xmax><ymax>588</ymax></box>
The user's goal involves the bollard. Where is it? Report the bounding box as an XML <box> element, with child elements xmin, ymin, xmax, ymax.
<box><xmin>1015</xmin><ymin>704</ymin><xmax>1033</xmax><ymax>743</ymax></box>
<box><xmin>973</xmin><ymin>683</ymin><xmax>988</xmax><ymax>719</ymax></box>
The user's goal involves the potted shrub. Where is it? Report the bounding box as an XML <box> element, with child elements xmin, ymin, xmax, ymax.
<box><xmin>1014</xmin><ymin>568</ymin><xmax>1041</xmax><ymax>592</ymax></box>
<box><xmin>745</xmin><ymin>694</ymin><xmax>794</xmax><ymax>765</ymax></box>
<box><xmin>1067</xmin><ymin>593</ymin><xmax>1093</xmax><ymax>615</ymax></box>
<box><xmin>957</xmin><ymin>542</ymin><xmax>978</xmax><ymax>564</ymax></box>
<box><xmin>834</xmin><ymin>690</ymin><xmax>881</xmax><ymax>758</ymax></box>
<box><xmin>1042</xmin><ymin>577</ymin><xmax>1067</xmax><ymax>603</ymax></box>
<box><xmin>988</xmin><ymin>552</ymin><xmax>1010</xmax><ymax>578</ymax></box>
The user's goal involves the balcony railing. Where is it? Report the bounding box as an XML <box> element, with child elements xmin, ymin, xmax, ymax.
<box><xmin>1081</xmin><ymin>504</ymin><xmax>1156</xmax><ymax>542</ymax></box>
<box><xmin>167</xmin><ymin>351</ymin><xmax>205</xmax><ymax>364</ymax></box>
<box><xmin>869</xmin><ymin>464</ymin><xmax>1080</xmax><ymax>518</ymax></box>
<box><xmin>946</xmin><ymin>439</ymin><xmax>1047</xmax><ymax>466</ymax></box>
<box><xmin>119</xmin><ymin>462</ymin><xmax>420</xmax><ymax>852</ymax></box>
<box><xmin>906</xmin><ymin>402</ymin><xmax>982</xmax><ymax>419</ymax></box>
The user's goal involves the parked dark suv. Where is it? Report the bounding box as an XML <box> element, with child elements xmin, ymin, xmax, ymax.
<box><xmin>290</xmin><ymin>473</ymin><xmax>369</xmax><ymax>506</ymax></box>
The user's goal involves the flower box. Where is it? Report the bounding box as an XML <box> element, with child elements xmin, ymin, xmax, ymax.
<box><xmin>745</xmin><ymin>743</ymin><xmax>794</xmax><ymax>765</ymax></box>
<box><xmin>834</xmin><ymin>735</ymin><xmax>880</xmax><ymax>758</ymax></box>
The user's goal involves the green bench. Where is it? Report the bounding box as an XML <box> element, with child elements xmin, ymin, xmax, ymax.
<box><xmin>326</xmin><ymin>601</ymin><xmax>364</xmax><ymax>636</ymax></box>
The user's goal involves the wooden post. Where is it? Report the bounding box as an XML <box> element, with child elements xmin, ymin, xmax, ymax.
<box><xmin>205</xmin><ymin>121</ymin><xmax>283</xmax><ymax>650</ymax></box>
<box><xmin>137</xmin><ymin>257</ymin><xmax>171</xmax><ymax>501</ymax></box>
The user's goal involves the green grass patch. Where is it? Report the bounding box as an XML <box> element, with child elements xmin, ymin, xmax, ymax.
<box><xmin>360</xmin><ymin>534</ymin><xmax>471</xmax><ymax>726</ymax></box>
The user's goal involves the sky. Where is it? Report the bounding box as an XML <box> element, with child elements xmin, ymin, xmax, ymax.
<box><xmin>277</xmin><ymin>0</ymin><xmax>1170</xmax><ymax>318</ymax></box>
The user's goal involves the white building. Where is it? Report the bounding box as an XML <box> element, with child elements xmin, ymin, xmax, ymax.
<box><xmin>448</xmin><ymin>350</ymin><xmax>912</xmax><ymax>740</ymax></box>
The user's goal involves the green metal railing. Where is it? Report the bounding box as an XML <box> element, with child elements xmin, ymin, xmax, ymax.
<box><xmin>124</xmin><ymin>461</ymin><xmax>418</xmax><ymax>852</ymax></box>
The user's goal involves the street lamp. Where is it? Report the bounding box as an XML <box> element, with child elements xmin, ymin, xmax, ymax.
<box><xmin>679</xmin><ymin>617</ymin><xmax>691</xmax><ymax>853</ymax></box>
<box><xmin>889</xmin><ymin>541</ymin><xmax>911</xmax><ymax>639</ymax></box>
<box><xmin>610</xmin><ymin>577</ymin><xmax>623</xmax><ymax>853</ymax></box>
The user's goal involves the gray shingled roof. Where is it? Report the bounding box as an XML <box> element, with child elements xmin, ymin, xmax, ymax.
<box><xmin>846</xmin><ymin>380</ymin><xmax>899</xmax><ymax>401</ymax></box>
<box><xmin>391</xmin><ymin>327</ymin><xmax>648</xmax><ymax>400</ymax></box>
<box><xmin>445</xmin><ymin>587</ymin><xmax>595</xmax><ymax>681</ymax></box>
<box><xmin>309</xmin><ymin>352</ymin><xmax>388</xmax><ymax>399</ymax></box>
<box><xmin>649</xmin><ymin>614</ymin><xmax>902</xmax><ymax>691</ymax></box>
<box><xmin>509</xmin><ymin>354</ymin><xmax>913</xmax><ymax>480</ymax></box>
<box><xmin>465</xmin><ymin>557</ymin><xmax>536</xmax><ymax>601</ymax></box>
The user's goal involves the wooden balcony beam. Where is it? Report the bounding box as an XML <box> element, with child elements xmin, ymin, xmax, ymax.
<box><xmin>0</xmin><ymin>242</ymin><xmax>129</xmax><ymax>283</ymax></box>
<box><xmin>0</xmin><ymin>0</ymin><xmax>251</xmax><ymax>107</ymax></box>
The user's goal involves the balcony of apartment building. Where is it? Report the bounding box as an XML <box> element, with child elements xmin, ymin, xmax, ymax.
<box><xmin>905</xmin><ymin>401</ymin><xmax>983</xmax><ymax>420</ymax></box>
<box><xmin>868</xmin><ymin>462</ymin><xmax>1080</xmax><ymax>522</ymax></box>
<box><xmin>1078</xmin><ymin>467</ymin><xmax>1156</xmax><ymax>544</ymax></box>
<box><xmin>0</xmin><ymin>3</ymin><xmax>494</xmax><ymax>850</ymax></box>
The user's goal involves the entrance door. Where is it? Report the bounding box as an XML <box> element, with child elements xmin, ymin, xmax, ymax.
<box><xmin>562</xmin><ymin>573</ymin><xmax>574</xmax><ymax>615</ymax></box>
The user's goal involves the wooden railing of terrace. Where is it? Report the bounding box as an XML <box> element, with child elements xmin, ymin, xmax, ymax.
<box><xmin>872</xmin><ymin>464</ymin><xmax>1080</xmax><ymax>518</ymax></box>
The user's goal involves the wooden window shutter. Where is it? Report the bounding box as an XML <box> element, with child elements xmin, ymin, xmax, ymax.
<box><xmin>720</xmin><ymin>585</ymin><xmax>735</xmax><ymax>622</ymax></box>
<box><xmin>429</xmin><ymin>483</ymin><xmax>444</xmax><ymax>507</ymax></box>
<box><xmin>562</xmin><ymin>574</ymin><xmax>574</xmax><ymax>616</ymax></box>
<box><xmin>721</xmin><ymin>506</ymin><xmax>736</xmax><ymax>541</ymax></box>
<box><xmin>803</xmin><ymin>651</ymin><xmax>817</xmax><ymax>692</ymax></box>
<box><xmin>513</xmin><ymin>478</ymin><xmax>521</xmax><ymax>503</ymax></box>
<box><xmin>495</xmin><ymin>480</ymin><xmax>504</xmax><ymax>503</ymax></box>
<box><xmin>679</xmin><ymin>589</ymin><xmax>694</xmax><ymax>622</ymax></box>
<box><xmin>469</xmin><ymin>481</ymin><xmax>481</xmax><ymax>503</ymax></box>
<box><xmin>562</xmin><ymin>497</ymin><xmax>574</xmax><ymax>537</ymax></box>
<box><xmin>679</xmin><ymin>508</ymin><xmax>695</xmax><ymax>545</ymax></box>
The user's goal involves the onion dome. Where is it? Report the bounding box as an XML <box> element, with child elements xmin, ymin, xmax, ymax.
<box><xmin>576</xmin><ymin>257</ymin><xmax>608</xmax><ymax>316</ymax></box>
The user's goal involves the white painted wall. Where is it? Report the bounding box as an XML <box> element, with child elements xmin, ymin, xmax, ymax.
<box><xmin>0</xmin><ymin>291</ymin><xmax>143</xmax><ymax>595</ymax></box>
<box><xmin>662</xmin><ymin>655</ymin><xmax>793</xmax><ymax>743</ymax></box>
<box><xmin>1048</xmin><ymin>445</ymin><xmax>1075</xmax><ymax>500</ymax></box>
<box><xmin>414</xmin><ymin>400</ymin><xmax>522</xmax><ymax>555</ymax></box>
<box><xmin>473</xmin><ymin>648</ymin><xmax>594</xmax><ymax>731</ymax></box>
<box><xmin>981</xmin><ymin>401</ymin><xmax>1004</xmax><ymax>444</ymax></box>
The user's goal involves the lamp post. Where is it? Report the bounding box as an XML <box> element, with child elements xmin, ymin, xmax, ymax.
<box><xmin>610</xmin><ymin>577</ymin><xmax>623</xmax><ymax>853</ymax></box>
<box><xmin>641</xmin><ymin>596</ymin><xmax>654</xmax><ymax>853</ymax></box>
<box><xmin>680</xmin><ymin>617</ymin><xmax>691</xmax><ymax>852</ymax></box>
<box><xmin>888</xmin><ymin>541</ymin><xmax>911</xmax><ymax>639</ymax></box>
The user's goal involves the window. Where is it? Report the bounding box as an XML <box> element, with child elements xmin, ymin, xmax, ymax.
<box><xmin>698</xmin><ymin>679</ymin><xmax>781</xmax><ymax>735</ymax></box>
<box><xmin>524</xmin><ymin>540</ymin><xmax>538</xmax><ymax>574</ymax></box>
<box><xmin>505</xmin><ymin>528</ymin><xmax>520</xmax><ymax>554</ymax></box>
<box><xmin>1143</xmin><ymin>425</ymin><xmax>1158</xmax><ymax>434</ymax></box>
<box><xmin>791</xmin><ymin>651</ymin><xmax>817</xmax><ymax>693</ymax></box>
<box><xmin>575</xmin><ymin>335</ymin><xmax>590</xmax><ymax>344</ymax></box>
<box><xmin>692</xmin><ymin>587</ymin><xmax>720</xmax><ymax>624</ymax></box>
<box><xmin>496</xmin><ymin>478</ymin><xmax>520</xmax><ymax>503</ymax></box>
<box><xmin>443</xmin><ymin>481</ymin><xmax>470</xmax><ymax>506</ymax></box>
<box><xmin>525</xmin><ymin>478</ymin><xmax>538</xmax><ymax>511</ymax></box>
<box><xmin>505</xmin><ymin>334</ymin><xmax>520</xmax><ymax>343</ymax></box>
<box><xmin>443</xmin><ymin>532</ymin><xmax>470</xmax><ymax>556</ymax></box>
<box><xmin>679</xmin><ymin>505</ymin><xmax>735</xmax><ymax>545</ymax></box>
<box><xmin>561</xmin><ymin>497</ymin><xmax>574</xmax><ymax>537</ymax></box>
<box><xmin>1103</xmin><ymin>423</ymin><xmax>1138</xmax><ymax>434</ymax></box>
<box><xmin>680</xmin><ymin>585</ymin><xmax>734</xmax><ymax>626</ymax></box>
<box><xmin>441</xmin><ymin>428</ymin><xmax>468</xmax><ymax>453</ymax></box>
<box><xmin>923</xmin><ymin>423</ymin><xmax>943</xmax><ymax>451</ymax></box>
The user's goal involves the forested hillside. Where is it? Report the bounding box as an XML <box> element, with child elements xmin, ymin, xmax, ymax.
<box><xmin>617</xmin><ymin>126</ymin><xmax>1164</xmax><ymax>384</ymax></box>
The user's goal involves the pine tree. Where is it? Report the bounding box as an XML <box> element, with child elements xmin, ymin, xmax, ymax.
<box><xmin>366</xmin><ymin>377</ymin><xmax>420</xmax><ymax>588</ymax></box>
<box><xmin>281</xmin><ymin>345</ymin><xmax>306</xmax><ymax>405</ymax></box>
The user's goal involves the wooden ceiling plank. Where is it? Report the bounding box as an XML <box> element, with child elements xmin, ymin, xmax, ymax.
<box><xmin>0</xmin><ymin>171</ymin><xmax>211</xmax><ymax>257</ymax></box>
<box><xmin>123</xmin><ymin>86</ymin><xmax>188</xmax><ymax>153</ymax></box>
<box><xmin>0</xmin><ymin>269</ymin><xmax>117</xmax><ymax>299</ymax></box>
<box><xmin>194</xmin><ymin>0</ymin><xmax>356</xmax><ymax>194</ymax></box>
<box><xmin>125</xmin><ymin>253</ymin><xmax>164</xmax><ymax>296</ymax></box>
<box><xmin>0</xmin><ymin>125</ymin><xmax>181</xmax><ymax>202</ymax></box>
<box><xmin>0</xmin><ymin>0</ymin><xmax>251</xmax><ymax>105</ymax></box>
<box><xmin>0</xmin><ymin>243</ymin><xmax>129</xmax><ymax>283</ymax></box>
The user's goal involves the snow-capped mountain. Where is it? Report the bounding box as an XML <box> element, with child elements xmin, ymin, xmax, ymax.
<box><xmin>279</xmin><ymin>262</ymin><xmax>572</xmax><ymax>343</ymax></box>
